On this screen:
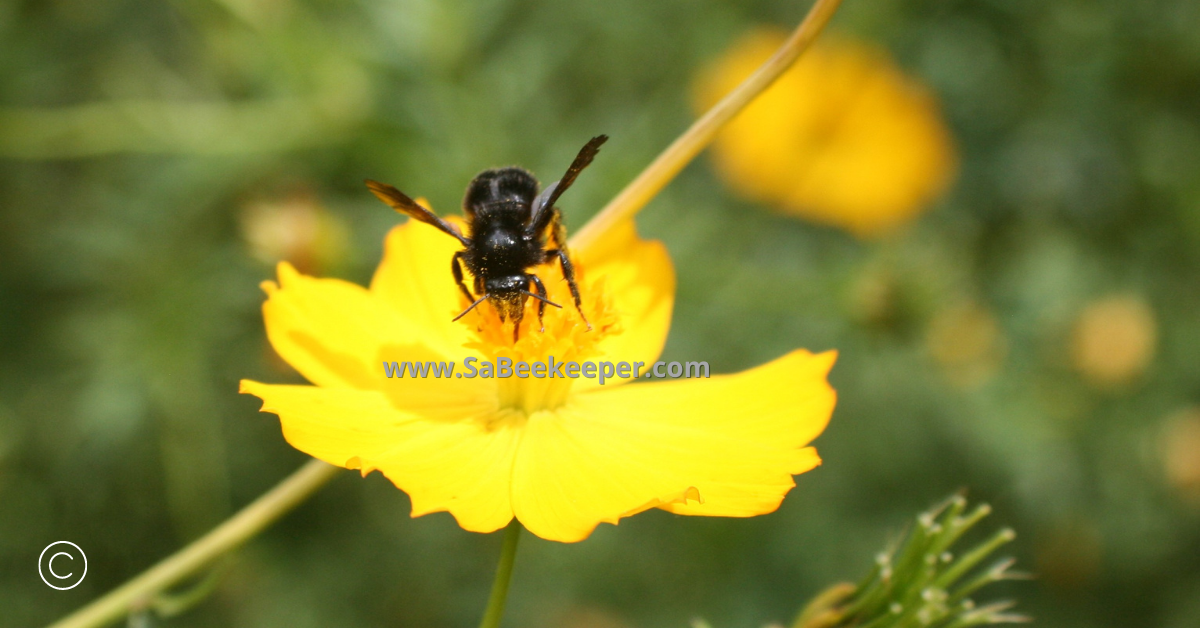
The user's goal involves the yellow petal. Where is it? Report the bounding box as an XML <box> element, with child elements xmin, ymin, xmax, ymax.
<box><xmin>262</xmin><ymin>261</ymin><xmax>428</xmax><ymax>389</ymax></box>
<box><xmin>509</xmin><ymin>349</ymin><xmax>836</xmax><ymax>542</ymax></box>
<box><xmin>241</xmin><ymin>379</ymin><xmax>519</xmax><ymax>534</ymax></box>
<box><xmin>370</xmin><ymin>219</ymin><xmax>478</xmax><ymax>361</ymax></box>
<box><xmin>573</xmin><ymin>219</ymin><xmax>675</xmax><ymax>389</ymax></box>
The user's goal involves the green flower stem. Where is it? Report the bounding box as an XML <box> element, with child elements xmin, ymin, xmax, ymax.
<box><xmin>478</xmin><ymin>519</ymin><xmax>524</xmax><ymax>628</ymax></box>
<box><xmin>46</xmin><ymin>460</ymin><xmax>340</xmax><ymax>628</ymax></box>
<box><xmin>148</xmin><ymin>561</ymin><xmax>228</xmax><ymax>618</ymax></box>
<box><xmin>569</xmin><ymin>0</ymin><xmax>845</xmax><ymax>252</ymax></box>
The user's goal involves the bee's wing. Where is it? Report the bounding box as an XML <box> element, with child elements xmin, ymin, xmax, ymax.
<box><xmin>365</xmin><ymin>180</ymin><xmax>471</xmax><ymax>246</ymax></box>
<box><xmin>529</xmin><ymin>135</ymin><xmax>608</xmax><ymax>235</ymax></box>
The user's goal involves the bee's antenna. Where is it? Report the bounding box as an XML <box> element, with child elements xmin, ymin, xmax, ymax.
<box><xmin>452</xmin><ymin>294</ymin><xmax>490</xmax><ymax>322</ymax></box>
<box><xmin>520</xmin><ymin>291</ymin><xmax>562</xmax><ymax>308</ymax></box>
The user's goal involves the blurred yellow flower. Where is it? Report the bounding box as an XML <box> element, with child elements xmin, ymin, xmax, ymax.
<box><xmin>241</xmin><ymin>191</ymin><xmax>349</xmax><ymax>274</ymax></box>
<box><xmin>1161</xmin><ymin>408</ymin><xmax>1200</xmax><ymax>501</ymax></box>
<box><xmin>240</xmin><ymin>213</ymin><xmax>836</xmax><ymax>542</ymax></box>
<box><xmin>1071</xmin><ymin>294</ymin><xmax>1156</xmax><ymax>388</ymax></box>
<box><xmin>694</xmin><ymin>30</ymin><xmax>957</xmax><ymax>237</ymax></box>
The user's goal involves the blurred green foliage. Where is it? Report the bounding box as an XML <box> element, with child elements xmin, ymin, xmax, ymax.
<box><xmin>2</xmin><ymin>0</ymin><xmax>1200</xmax><ymax>627</ymax></box>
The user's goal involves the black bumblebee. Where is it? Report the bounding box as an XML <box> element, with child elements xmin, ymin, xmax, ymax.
<box><xmin>366</xmin><ymin>135</ymin><xmax>608</xmax><ymax>341</ymax></box>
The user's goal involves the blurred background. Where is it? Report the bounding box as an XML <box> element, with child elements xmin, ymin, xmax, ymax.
<box><xmin>2</xmin><ymin>0</ymin><xmax>1200</xmax><ymax>626</ymax></box>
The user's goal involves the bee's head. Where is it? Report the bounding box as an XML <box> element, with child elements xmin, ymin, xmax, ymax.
<box><xmin>484</xmin><ymin>275</ymin><xmax>528</xmax><ymax>321</ymax></box>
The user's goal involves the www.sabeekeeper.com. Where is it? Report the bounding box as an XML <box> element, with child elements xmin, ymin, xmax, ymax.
<box><xmin>383</xmin><ymin>357</ymin><xmax>710</xmax><ymax>385</ymax></box>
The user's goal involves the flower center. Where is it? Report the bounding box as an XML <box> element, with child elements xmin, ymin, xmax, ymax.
<box><xmin>458</xmin><ymin>258</ymin><xmax>620</xmax><ymax>414</ymax></box>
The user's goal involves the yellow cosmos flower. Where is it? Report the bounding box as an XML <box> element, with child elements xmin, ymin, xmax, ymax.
<box><xmin>240</xmin><ymin>208</ymin><xmax>837</xmax><ymax>542</ymax></box>
<box><xmin>694</xmin><ymin>29</ymin><xmax>957</xmax><ymax>237</ymax></box>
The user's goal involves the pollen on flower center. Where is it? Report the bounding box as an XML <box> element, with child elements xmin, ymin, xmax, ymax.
<box><xmin>459</xmin><ymin>258</ymin><xmax>621</xmax><ymax>414</ymax></box>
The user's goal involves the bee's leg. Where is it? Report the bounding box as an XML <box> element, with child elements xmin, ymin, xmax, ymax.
<box><xmin>542</xmin><ymin>207</ymin><xmax>590</xmax><ymax>329</ymax></box>
<box><xmin>547</xmin><ymin>206</ymin><xmax>569</xmax><ymax>253</ymax></box>
<box><xmin>450</xmin><ymin>251</ymin><xmax>473</xmax><ymax>302</ymax></box>
<box><xmin>519</xmin><ymin>277</ymin><xmax>562</xmax><ymax>335</ymax></box>
<box><xmin>544</xmin><ymin>248</ymin><xmax>591</xmax><ymax>330</ymax></box>
<box><xmin>511</xmin><ymin>295</ymin><xmax>526</xmax><ymax>343</ymax></box>
<box><xmin>528</xmin><ymin>274</ymin><xmax>550</xmax><ymax>333</ymax></box>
